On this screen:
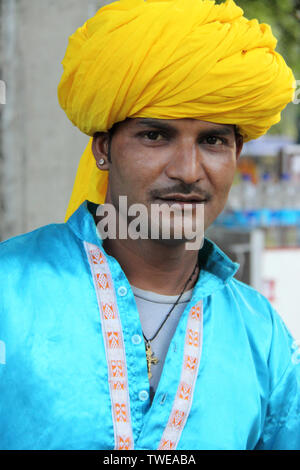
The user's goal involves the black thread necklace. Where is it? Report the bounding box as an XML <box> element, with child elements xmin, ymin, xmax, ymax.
<box><xmin>143</xmin><ymin>259</ymin><xmax>199</xmax><ymax>380</ymax></box>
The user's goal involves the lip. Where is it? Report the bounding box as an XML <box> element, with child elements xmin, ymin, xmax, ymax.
<box><xmin>157</xmin><ymin>194</ymin><xmax>207</xmax><ymax>204</ymax></box>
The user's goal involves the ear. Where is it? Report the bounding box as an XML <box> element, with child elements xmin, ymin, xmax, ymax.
<box><xmin>235</xmin><ymin>134</ymin><xmax>244</xmax><ymax>161</ymax></box>
<box><xmin>92</xmin><ymin>132</ymin><xmax>110</xmax><ymax>170</ymax></box>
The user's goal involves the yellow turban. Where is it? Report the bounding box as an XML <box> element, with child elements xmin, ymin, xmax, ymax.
<box><xmin>58</xmin><ymin>0</ymin><xmax>295</xmax><ymax>221</ymax></box>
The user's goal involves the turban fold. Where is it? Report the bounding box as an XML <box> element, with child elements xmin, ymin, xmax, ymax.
<box><xmin>58</xmin><ymin>0</ymin><xmax>295</xmax><ymax>220</ymax></box>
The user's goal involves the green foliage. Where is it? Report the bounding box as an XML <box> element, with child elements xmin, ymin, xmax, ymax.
<box><xmin>216</xmin><ymin>0</ymin><xmax>300</xmax><ymax>138</ymax></box>
<box><xmin>236</xmin><ymin>0</ymin><xmax>300</xmax><ymax>77</ymax></box>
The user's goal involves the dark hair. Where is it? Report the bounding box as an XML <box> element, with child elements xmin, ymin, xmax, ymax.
<box><xmin>108</xmin><ymin>118</ymin><xmax>131</xmax><ymax>138</ymax></box>
<box><xmin>107</xmin><ymin>118</ymin><xmax>131</xmax><ymax>162</ymax></box>
<box><xmin>107</xmin><ymin>125</ymin><xmax>119</xmax><ymax>162</ymax></box>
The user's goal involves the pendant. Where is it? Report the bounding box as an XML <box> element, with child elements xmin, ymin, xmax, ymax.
<box><xmin>145</xmin><ymin>341</ymin><xmax>159</xmax><ymax>380</ymax></box>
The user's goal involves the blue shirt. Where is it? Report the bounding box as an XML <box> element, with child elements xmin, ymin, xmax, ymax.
<box><xmin>0</xmin><ymin>201</ymin><xmax>299</xmax><ymax>450</ymax></box>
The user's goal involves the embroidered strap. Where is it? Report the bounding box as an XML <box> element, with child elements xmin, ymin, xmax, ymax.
<box><xmin>158</xmin><ymin>302</ymin><xmax>203</xmax><ymax>450</ymax></box>
<box><xmin>85</xmin><ymin>241</ymin><xmax>202</xmax><ymax>451</ymax></box>
<box><xmin>84</xmin><ymin>242</ymin><xmax>134</xmax><ymax>450</ymax></box>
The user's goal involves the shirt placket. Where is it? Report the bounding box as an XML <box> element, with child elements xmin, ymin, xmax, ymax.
<box><xmin>134</xmin><ymin>300</ymin><xmax>203</xmax><ymax>450</ymax></box>
<box><xmin>84</xmin><ymin>240</ymin><xmax>203</xmax><ymax>451</ymax></box>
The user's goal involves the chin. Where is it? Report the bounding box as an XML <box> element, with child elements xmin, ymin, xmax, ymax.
<box><xmin>151</xmin><ymin>236</ymin><xmax>188</xmax><ymax>248</ymax></box>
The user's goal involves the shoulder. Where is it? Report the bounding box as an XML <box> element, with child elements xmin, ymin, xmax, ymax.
<box><xmin>0</xmin><ymin>223</ymin><xmax>75</xmax><ymax>275</ymax></box>
<box><xmin>226</xmin><ymin>277</ymin><xmax>273</xmax><ymax>316</ymax></box>
<box><xmin>0</xmin><ymin>223</ymin><xmax>67</xmax><ymax>252</ymax></box>
<box><xmin>225</xmin><ymin>277</ymin><xmax>296</xmax><ymax>387</ymax></box>
<box><xmin>225</xmin><ymin>276</ymin><xmax>293</xmax><ymax>343</ymax></box>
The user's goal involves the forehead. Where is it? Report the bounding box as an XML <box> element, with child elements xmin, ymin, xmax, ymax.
<box><xmin>112</xmin><ymin>117</ymin><xmax>236</xmax><ymax>135</ymax></box>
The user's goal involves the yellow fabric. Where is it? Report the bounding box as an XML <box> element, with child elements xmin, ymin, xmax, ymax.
<box><xmin>58</xmin><ymin>0</ymin><xmax>295</xmax><ymax>221</ymax></box>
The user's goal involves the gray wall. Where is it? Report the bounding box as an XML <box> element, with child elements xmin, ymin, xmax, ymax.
<box><xmin>0</xmin><ymin>0</ymin><xmax>111</xmax><ymax>241</ymax></box>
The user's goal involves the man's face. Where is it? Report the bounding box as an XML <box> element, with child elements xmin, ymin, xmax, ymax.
<box><xmin>94</xmin><ymin>118</ymin><xmax>243</xmax><ymax>237</ymax></box>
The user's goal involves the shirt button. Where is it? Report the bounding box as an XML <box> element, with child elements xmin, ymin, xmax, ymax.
<box><xmin>132</xmin><ymin>334</ymin><xmax>142</xmax><ymax>345</ymax></box>
<box><xmin>139</xmin><ymin>390</ymin><xmax>149</xmax><ymax>402</ymax></box>
<box><xmin>118</xmin><ymin>286</ymin><xmax>127</xmax><ymax>297</ymax></box>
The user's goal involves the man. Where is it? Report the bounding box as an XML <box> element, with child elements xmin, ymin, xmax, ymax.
<box><xmin>0</xmin><ymin>0</ymin><xmax>299</xmax><ymax>450</ymax></box>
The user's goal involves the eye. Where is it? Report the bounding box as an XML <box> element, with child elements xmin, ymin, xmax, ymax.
<box><xmin>143</xmin><ymin>131</ymin><xmax>164</xmax><ymax>141</ymax></box>
<box><xmin>202</xmin><ymin>136</ymin><xmax>225</xmax><ymax>145</ymax></box>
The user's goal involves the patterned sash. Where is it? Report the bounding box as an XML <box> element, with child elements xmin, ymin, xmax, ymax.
<box><xmin>84</xmin><ymin>242</ymin><xmax>134</xmax><ymax>450</ymax></box>
<box><xmin>85</xmin><ymin>242</ymin><xmax>203</xmax><ymax>450</ymax></box>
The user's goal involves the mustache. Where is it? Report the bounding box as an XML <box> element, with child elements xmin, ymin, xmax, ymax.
<box><xmin>149</xmin><ymin>183</ymin><xmax>212</xmax><ymax>201</ymax></box>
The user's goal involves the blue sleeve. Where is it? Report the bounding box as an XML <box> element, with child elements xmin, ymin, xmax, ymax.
<box><xmin>255</xmin><ymin>309</ymin><xmax>300</xmax><ymax>450</ymax></box>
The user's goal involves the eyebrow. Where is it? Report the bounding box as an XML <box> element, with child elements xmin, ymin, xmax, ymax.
<box><xmin>136</xmin><ymin>118</ymin><xmax>235</xmax><ymax>137</ymax></box>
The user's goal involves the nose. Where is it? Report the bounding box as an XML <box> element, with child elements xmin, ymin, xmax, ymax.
<box><xmin>165</xmin><ymin>137</ymin><xmax>206</xmax><ymax>185</ymax></box>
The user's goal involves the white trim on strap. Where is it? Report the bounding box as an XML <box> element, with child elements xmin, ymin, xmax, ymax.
<box><xmin>158</xmin><ymin>301</ymin><xmax>203</xmax><ymax>450</ymax></box>
<box><xmin>84</xmin><ymin>242</ymin><xmax>134</xmax><ymax>450</ymax></box>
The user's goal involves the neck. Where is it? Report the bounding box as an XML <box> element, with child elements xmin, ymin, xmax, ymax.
<box><xmin>102</xmin><ymin>235</ymin><xmax>199</xmax><ymax>296</ymax></box>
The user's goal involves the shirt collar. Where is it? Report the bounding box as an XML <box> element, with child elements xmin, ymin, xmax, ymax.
<box><xmin>67</xmin><ymin>201</ymin><xmax>239</xmax><ymax>297</ymax></box>
<box><xmin>67</xmin><ymin>200</ymin><xmax>102</xmax><ymax>247</ymax></box>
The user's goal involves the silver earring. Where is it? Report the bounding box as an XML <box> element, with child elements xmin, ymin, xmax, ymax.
<box><xmin>98</xmin><ymin>158</ymin><xmax>105</xmax><ymax>166</ymax></box>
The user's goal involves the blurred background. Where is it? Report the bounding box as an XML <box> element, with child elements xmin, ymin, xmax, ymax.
<box><xmin>0</xmin><ymin>0</ymin><xmax>299</xmax><ymax>338</ymax></box>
